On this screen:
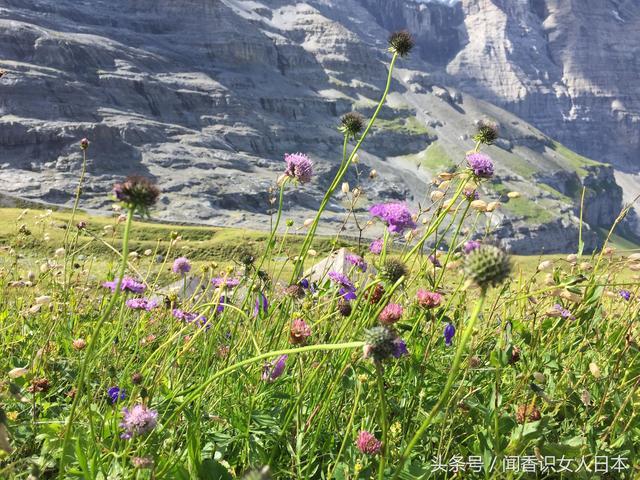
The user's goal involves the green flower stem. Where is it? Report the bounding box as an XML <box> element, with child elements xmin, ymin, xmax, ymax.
<box><xmin>64</xmin><ymin>148</ymin><xmax>88</xmax><ymax>248</ymax></box>
<box><xmin>258</xmin><ymin>182</ymin><xmax>286</xmax><ymax>273</ymax></box>
<box><xmin>59</xmin><ymin>207</ymin><xmax>134</xmax><ymax>479</ymax></box>
<box><xmin>403</xmin><ymin>177</ymin><xmax>468</xmax><ymax>262</ymax></box>
<box><xmin>376</xmin><ymin>362</ymin><xmax>389</xmax><ymax>480</ymax></box>
<box><xmin>163</xmin><ymin>341</ymin><xmax>366</xmax><ymax>426</ymax></box>
<box><xmin>327</xmin><ymin>379</ymin><xmax>361</xmax><ymax>480</ymax></box>
<box><xmin>392</xmin><ymin>293</ymin><xmax>486</xmax><ymax>479</ymax></box>
<box><xmin>291</xmin><ymin>53</ymin><xmax>399</xmax><ymax>282</ymax></box>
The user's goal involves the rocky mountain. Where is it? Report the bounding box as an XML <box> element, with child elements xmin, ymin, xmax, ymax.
<box><xmin>0</xmin><ymin>0</ymin><xmax>637</xmax><ymax>253</ymax></box>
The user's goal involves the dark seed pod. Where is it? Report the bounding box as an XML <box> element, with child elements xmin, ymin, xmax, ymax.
<box><xmin>339</xmin><ymin>112</ymin><xmax>365</xmax><ymax>139</ymax></box>
<box><xmin>473</xmin><ymin>119</ymin><xmax>499</xmax><ymax>145</ymax></box>
<box><xmin>113</xmin><ymin>175</ymin><xmax>160</xmax><ymax>214</ymax></box>
<box><xmin>388</xmin><ymin>30</ymin><xmax>414</xmax><ymax>58</ymax></box>
<box><xmin>337</xmin><ymin>298</ymin><xmax>352</xmax><ymax>317</ymax></box>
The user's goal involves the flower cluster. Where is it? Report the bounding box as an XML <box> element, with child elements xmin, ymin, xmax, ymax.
<box><xmin>416</xmin><ymin>289</ymin><xmax>442</xmax><ymax>308</ymax></box>
<box><xmin>328</xmin><ymin>271</ymin><xmax>357</xmax><ymax>300</ymax></box>
<box><xmin>172</xmin><ymin>257</ymin><xmax>191</xmax><ymax>275</ymax></box>
<box><xmin>356</xmin><ymin>430</ymin><xmax>382</xmax><ymax>455</ymax></box>
<box><xmin>284</xmin><ymin>153</ymin><xmax>313</xmax><ymax>184</ymax></box>
<box><xmin>346</xmin><ymin>254</ymin><xmax>367</xmax><ymax>272</ymax></box>
<box><xmin>120</xmin><ymin>404</ymin><xmax>158</xmax><ymax>439</ymax></box>
<box><xmin>369</xmin><ymin>202</ymin><xmax>416</xmax><ymax>234</ymax></box>
<box><xmin>466</xmin><ymin>153</ymin><xmax>494</xmax><ymax>179</ymax></box>
<box><xmin>126</xmin><ymin>298</ymin><xmax>158</xmax><ymax>311</ymax></box>
<box><xmin>102</xmin><ymin>277</ymin><xmax>146</xmax><ymax>294</ymax></box>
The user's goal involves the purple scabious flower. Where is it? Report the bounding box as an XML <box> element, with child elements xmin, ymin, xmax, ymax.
<box><xmin>369</xmin><ymin>238</ymin><xmax>383</xmax><ymax>255</ymax></box>
<box><xmin>262</xmin><ymin>355</ymin><xmax>287</xmax><ymax>382</ymax></box>
<box><xmin>444</xmin><ymin>323</ymin><xmax>456</xmax><ymax>346</ymax></box>
<box><xmin>379</xmin><ymin>303</ymin><xmax>403</xmax><ymax>325</ymax></box>
<box><xmin>463</xmin><ymin>240</ymin><xmax>481</xmax><ymax>254</ymax></box>
<box><xmin>212</xmin><ymin>277</ymin><xmax>240</xmax><ymax>288</ymax></box>
<box><xmin>254</xmin><ymin>292</ymin><xmax>269</xmax><ymax>317</ymax></box>
<box><xmin>464</xmin><ymin>188</ymin><xmax>480</xmax><ymax>200</ymax></box>
<box><xmin>328</xmin><ymin>271</ymin><xmax>357</xmax><ymax>300</ymax></box>
<box><xmin>346</xmin><ymin>254</ymin><xmax>367</xmax><ymax>272</ymax></box>
<box><xmin>356</xmin><ymin>430</ymin><xmax>382</xmax><ymax>455</ymax></box>
<box><xmin>172</xmin><ymin>309</ymin><xmax>209</xmax><ymax>328</ymax></box>
<box><xmin>107</xmin><ymin>386</ymin><xmax>126</xmax><ymax>405</ymax></box>
<box><xmin>553</xmin><ymin>304</ymin><xmax>574</xmax><ymax>319</ymax></box>
<box><xmin>284</xmin><ymin>153</ymin><xmax>313</xmax><ymax>184</ymax></box>
<box><xmin>172</xmin><ymin>257</ymin><xmax>191</xmax><ymax>275</ymax></box>
<box><xmin>620</xmin><ymin>289</ymin><xmax>632</xmax><ymax>301</ymax></box>
<box><xmin>126</xmin><ymin>298</ymin><xmax>158</xmax><ymax>311</ymax></box>
<box><xmin>119</xmin><ymin>404</ymin><xmax>158</xmax><ymax>440</ymax></box>
<box><xmin>392</xmin><ymin>338</ymin><xmax>408</xmax><ymax>358</ymax></box>
<box><xmin>369</xmin><ymin>202</ymin><xmax>417</xmax><ymax>234</ymax></box>
<box><xmin>466</xmin><ymin>153</ymin><xmax>494</xmax><ymax>178</ymax></box>
<box><xmin>102</xmin><ymin>277</ymin><xmax>146</xmax><ymax>294</ymax></box>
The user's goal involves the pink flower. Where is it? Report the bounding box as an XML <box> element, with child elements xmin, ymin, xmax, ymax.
<box><xmin>416</xmin><ymin>289</ymin><xmax>442</xmax><ymax>308</ymax></box>
<box><xmin>356</xmin><ymin>430</ymin><xmax>382</xmax><ymax>455</ymax></box>
<box><xmin>379</xmin><ymin>303</ymin><xmax>403</xmax><ymax>325</ymax></box>
<box><xmin>290</xmin><ymin>318</ymin><xmax>311</xmax><ymax>345</ymax></box>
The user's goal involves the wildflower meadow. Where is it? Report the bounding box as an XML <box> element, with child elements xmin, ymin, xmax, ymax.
<box><xmin>1</xmin><ymin>31</ymin><xmax>640</xmax><ymax>479</ymax></box>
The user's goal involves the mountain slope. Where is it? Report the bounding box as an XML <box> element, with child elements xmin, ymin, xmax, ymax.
<box><xmin>0</xmin><ymin>0</ymin><xmax>630</xmax><ymax>252</ymax></box>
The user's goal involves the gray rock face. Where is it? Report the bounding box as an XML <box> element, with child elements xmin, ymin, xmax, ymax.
<box><xmin>0</xmin><ymin>0</ymin><xmax>634</xmax><ymax>252</ymax></box>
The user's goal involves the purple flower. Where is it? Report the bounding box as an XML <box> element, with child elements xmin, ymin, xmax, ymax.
<box><xmin>172</xmin><ymin>309</ymin><xmax>209</xmax><ymax>329</ymax></box>
<box><xmin>444</xmin><ymin>323</ymin><xmax>456</xmax><ymax>346</ymax></box>
<box><xmin>119</xmin><ymin>404</ymin><xmax>158</xmax><ymax>439</ymax></box>
<box><xmin>172</xmin><ymin>257</ymin><xmax>191</xmax><ymax>275</ymax></box>
<box><xmin>346</xmin><ymin>254</ymin><xmax>367</xmax><ymax>272</ymax></box>
<box><xmin>107</xmin><ymin>386</ymin><xmax>126</xmax><ymax>405</ymax></box>
<box><xmin>212</xmin><ymin>277</ymin><xmax>240</xmax><ymax>288</ymax></box>
<box><xmin>464</xmin><ymin>188</ymin><xmax>480</xmax><ymax>200</ymax></box>
<box><xmin>102</xmin><ymin>277</ymin><xmax>146</xmax><ymax>294</ymax></box>
<box><xmin>620</xmin><ymin>290</ymin><xmax>632</xmax><ymax>301</ymax></box>
<box><xmin>254</xmin><ymin>292</ymin><xmax>269</xmax><ymax>317</ymax></box>
<box><xmin>328</xmin><ymin>271</ymin><xmax>355</xmax><ymax>290</ymax></box>
<box><xmin>284</xmin><ymin>153</ymin><xmax>313</xmax><ymax>184</ymax></box>
<box><xmin>466</xmin><ymin>153</ymin><xmax>494</xmax><ymax>178</ymax></box>
<box><xmin>553</xmin><ymin>304</ymin><xmax>574</xmax><ymax>319</ymax></box>
<box><xmin>299</xmin><ymin>278</ymin><xmax>310</xmax><ymax>289</ymax></box>
<box><xmin>392</xmin><ymin>338</ymin><xmax>409</xmax><ymax>358</ymax></box>
<box><xmin>262</xmin><ymin>355</ymin><xmax>288</xmax><ymax>382</ymax></box>
<box><xmin>463</xmin><ymin>240</ymin><xmax>481</xmax><ymax>254</ymax></box>
<box><xmin>126</xmin><ymin>298</ymin><xmax>158</xmax><ymax>311</ymax></box>
<box><xmin>369</xmin><ymin>202</ymin><xmax>417</xmax><ymax>234</ymax></box>
<box><xmin>428</xmin><ymin>254</ymin><xmax>441</xmax><ymax>268</ymax></box>
<box><xmin>328</xmin><ymin>271</ymin><xmax>357</xmax><ymax>300</ymax></box>
<box><xmin>369</xmin><ymin>238</ymin><xmax>383</xmax><ymax>255</ymax></box>
<box><xmin>356</xmin><ymin>430</ymin><xmax>382</xmax><ymax>455</ymax></box>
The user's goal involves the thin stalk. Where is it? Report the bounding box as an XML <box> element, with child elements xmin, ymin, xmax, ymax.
<box><xmin>392</xmin><ymin>293</ymin><xmax>486</xmax><ymax>479</ymax></box>
<box><xmin>375</xmin><ymin>362</ymin><xmax>389</xmax><ymax>480</ymax></box>
<box><xmin>291</xmin><ymin>53</ymin><xmax>399</xmax><ymax>281</ymax></box>
<box><xmin>58</xmin><ymin>208</ymin><xmax>134</xmax><ymax>478</ymax></box>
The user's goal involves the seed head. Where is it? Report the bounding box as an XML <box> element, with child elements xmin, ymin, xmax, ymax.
<box><xmin>80</xmin><ymin>138</ymin><xmax>89</xmax><ymax>150</ymax></box>
<box><xmin>382</xmin><ymin>257</ymin><xmax>408</xmax><ymax>284</ymax></box>
<box><xmin>464</xmin><ymin>245</ymin><xmax>511</xmax><ymax>290</ymax></box>
<box><xmin>363</xmin><ymin>326</ymin><xmax>398</xmax><ymax>362</ymax></box>
<box><xmin>388</xmin><ymin>30</ymin><xmax>414</xmax><ymax>58</ymax></box>
<box><xmin>113</xmin><ymin>175</ymin><xmax>160</xmax><ymax>214</ymax></box>
<box><xmin>339</xmin><ymin>112</ymin><xmax>365</xmax><ymax>139</ymax></box>
<box><xmin>337</xmin><ymin>298</ymin><xmax>353</xmax><ymax>317</ymax></box>
<box><xmin>473</xmin><ymin>119</ymin><xmax>499</xmax><ymax>145</ymax></box>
